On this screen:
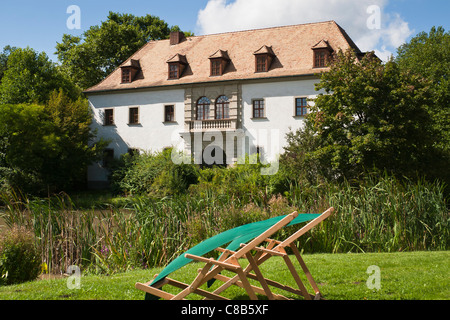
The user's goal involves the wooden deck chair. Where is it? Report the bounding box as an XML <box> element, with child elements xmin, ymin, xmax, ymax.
<box><xmin>209</xmin><ymin>207</ymin><xmax>335</xmax><ymax>300</ymax></box>
<box><xmin>135</xmin><ymin>211</ymin><xmax>323</xmax><ymax>300</ymax></box>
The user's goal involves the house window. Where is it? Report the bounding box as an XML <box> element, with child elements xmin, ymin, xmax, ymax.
<box><xmin>211</xmin><ymin>59</ymin><xmax>222</xmax><ymax>76</ymax></box>
<box><xmin>129</xmin><ymin>107</ymin><xmax>139</xmax><ymax>124</ymax></box>
<box><xmin>208</xmin><ymin>50</ymin><xmax>230</xmax><ymax>76</ymax></box>
<box><xmin>104</xmin><ymin>109</ymin><xmax>114</xmax><ymax>126</ymax></box>
<box><xmin>295</xmin><ymin>98</ymin><xmax>308</xmax><ymax>116</ymax></box>
<box><xmin>164</xmin><ymin>105</ymin><xmax>175</xmax><ymax>122</ymax></box>
<box><xmin>256</xmin><ymin>55</ymin><xmax>268</xmax><ymax>72</ymax></box>
<box><xmin>102</xmin><ymin>149</ymin><xmax>114</xmax><ymax>168</ymax></box>
<box><xmin>122</xmin><ymin>69</ymin><xmax>131</xmax><ymax>83</ymax></box>
<box><xmin>168</xmin><ymin>63</ymin><xmax>180</xmax><ymax>79</ymax></box>
<box><xmin>196</xmin><ymin>97</ymin><xmax>211</xmax><ymax>120</ymax></box>
<box><xmin>167</xmin><ymin>54</ymin><xmax>187</xmax><ymax>79</ymax></box>
<box><xmin>252</xmin><ymin>99</ymin><xmax>265</xmax><ymax>118</ymax></box>
<box><xmin>314</xmin><ymin>50</ymin><xmax>328</xmax><ymax>68</ymax></box>
<box><xmin>215</xmin><ymin>96</ymin><xmax>230</xmax><ymax>119</ymax></box>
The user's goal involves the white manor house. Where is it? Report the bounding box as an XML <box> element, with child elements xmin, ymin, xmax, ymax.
<box><xmin>85</xmin><ymin>20</ymin><xmax>367</xmax><ymax>188</ymax></box>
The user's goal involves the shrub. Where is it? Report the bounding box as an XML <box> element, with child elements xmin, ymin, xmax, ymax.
<box><xmin>0</xmin><ymin>226</ymin><xmax>41</xmax><ymax>285</ymax></box>
<box><xmin>111</xmin><ymin>148</ymin><xmax>199</xmax><ymax>197</ymax></box>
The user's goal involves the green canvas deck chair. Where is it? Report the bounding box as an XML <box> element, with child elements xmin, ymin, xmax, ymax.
<box><xmin>135</xmin><ymin>209</ymin><xmax>331</xmax><ymax>300</ymax></box>
<box><xmin>210</xmin><ymin>207</ymin><xmax>335</xmax><ymax>300</ymax></box>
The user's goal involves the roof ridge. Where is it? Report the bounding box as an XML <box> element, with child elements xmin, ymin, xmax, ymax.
<box><xmin>193</xmin><ymin>20</ymin><xmax>337</xmax><ymax>38</ymax></box>
<box><xmin>331</xmin><ymin>21</ymin><xmax>362</xmax><ymax>53</ymax></box>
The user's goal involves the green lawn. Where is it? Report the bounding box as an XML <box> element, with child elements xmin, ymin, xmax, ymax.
<box><xmin>0</xmin><ymin>251</ymin><xmax>448</xmax><ymax>300</ymax></box>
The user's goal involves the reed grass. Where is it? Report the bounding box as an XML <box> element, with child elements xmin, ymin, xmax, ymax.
<box><xmin>0</xmin><ymin>174</ymin><xmax>447</xmax><ymax>276</ymax></box>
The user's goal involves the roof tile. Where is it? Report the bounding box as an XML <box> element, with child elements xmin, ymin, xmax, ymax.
<box><xmin>85</xmin><ymin>20</ymin><xmax>361</xmax><ymax>93</ymax></box>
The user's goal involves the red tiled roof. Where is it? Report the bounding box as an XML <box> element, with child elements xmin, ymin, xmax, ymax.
<box><xmin>84</xmin><ymin>20</ymin><xmax>361</xmax><ymax>93</ymax></box>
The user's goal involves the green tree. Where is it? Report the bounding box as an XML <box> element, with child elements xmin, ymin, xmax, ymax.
<box><xmin>283</xmin><ymin>50</ymin><xmax>447</xmax><ymax>185</ymax></box>
<box><xmin>396</xmin><ymin>26</ymin><xmax>450</xmax><ymax>151</ymax></box>
<box><xmin>43</xmin><ymin>90</ymin><xmax>108</xmax><ymax>191</ymax></box>
<box><xmin>56</xmin><ymin>12</ymin><xmax>193</xmax><ymax>89</ymax></box>
<box><xmin>0</xmin><ymin>47</ymin><xmax>79</xmax><ymax>104</ymax></box>
<box><xmin>0</xmin><ymin>91</ymin><xmax>107</xmax><ymax>194</ymax></box>
<box><xmin>0</xmin><ymin>46</ymin><xmax>17</xmax><ymax>83</ymax></box>
<box><xmin>0</xmin><ymin>103</ymin><xmax>55</xmax><ymax>194</ymax></box>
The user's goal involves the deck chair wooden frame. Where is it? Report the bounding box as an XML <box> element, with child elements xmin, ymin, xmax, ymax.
<box><xmin>135</xmin><ymin>211</ymin><xmax>301</xmax><ymax>300</ymax></box>
<box><xmin>209</xmin><ymin>207</ymin><xmax>335</xmax><ymax>300</ymax></box>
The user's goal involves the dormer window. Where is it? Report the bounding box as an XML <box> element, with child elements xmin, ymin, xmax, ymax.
<box><xmin>122</xmin><ymin>69</ymin><xmax>131</xmax><ymax>83</ymax></box>
<box><xmin>120</xmin><ymin>59</ymin><xmax>141</xmax><ymax>84</ymax></box>
<box><xmin>314</xmin><ymin>50</ymin><xmax>328</xmax><ymax>68</ymax></box>
<box><xmin>168</xmin><ymin>63</ymin><xmax>180</xmax><ymax>79</ymax></box>
<box><xmin>253</xmin><ymin>45</ymin><xmax>275</xmax><ymax>73</ymax></box>
<box><xmin>167</xmin><ymin>54</ymin><xmax>188</xmax><ymax>80</ymax></box>
<box><xmin>256</xmin><ymin>55</ymin><xmax>268</xmax><ymax>72</ymax></box>
<box><xmin>312</xmin><ymin>40</ymin><xmax>333</xmax><ymax>68</ymax></box>
<box><xmin>209</xmin><ymin>50</ymin><xmax>230</xmax><ymax>76</ymax></box>
<box><xmin>211</xmin><ymin>59</ymin><xmax>221</xmax><ymax>76</ymax></box>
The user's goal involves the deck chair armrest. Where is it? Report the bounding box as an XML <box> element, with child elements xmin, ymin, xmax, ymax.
<box><xmin>279</xmin><ymin>207</ymin><xmax>334</xmax><ymax>247</ymax></box>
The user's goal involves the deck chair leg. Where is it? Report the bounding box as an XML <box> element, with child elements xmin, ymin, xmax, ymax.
<box><xmin>290</xmin><ymin>244</ymin><xmax>322</xmax><ymax>297</ymax></box>
<box><xmin>236</xmin><ymin>268</ymin><xmax>258</xmax><ymax>300</ymax></box>
<box><xmin>171</xmin><ymin>261</ymin><xmax>214</xmax><ymax>300</ymax></box>
<box><xmin>211</xmin><ymin>252</ymin><xmax>262</xmax><ymax>296</ymax></box>
<box><xmin>246</xmin><ymin>253</ymin><xmax>275</xmax><ymax>300</ymax></box>
<box><xmin>282</xmin><ymin>255</ymin><xmax>312</xmax><ymax>300</ymax></box>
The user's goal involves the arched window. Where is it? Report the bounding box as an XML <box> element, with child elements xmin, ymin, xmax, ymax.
<box><xmin>215</xmin><ymin>95</ymin><xmax>230</xmax><ymax>119</ymax></box>
<box><xmin>196</xmin><ymin>97</ymin><xmax>211</xmax><ymax>120</ymax></box>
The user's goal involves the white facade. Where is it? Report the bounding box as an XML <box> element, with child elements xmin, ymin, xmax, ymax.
<box><xmin>241</xmin><ymin>78</ymin><xmax>319</xmax><ymax>161</ymax></box>
<box><xmin>87</xmin><ymin>89</ymin><xmax>185</xmax><ymax>187</ymax></box>
<box><xmin>87</xmin><ymin>77</ymin><xmax>322</xmax><ymax>187</ymax></box>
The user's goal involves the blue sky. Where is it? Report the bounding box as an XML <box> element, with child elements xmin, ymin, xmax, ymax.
<box><xmin>0</xmin><ymin>0</ymin><xmax>449</xmax><ymax>62</ymax></box>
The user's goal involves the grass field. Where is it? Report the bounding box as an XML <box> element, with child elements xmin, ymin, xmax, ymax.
<box><xmin>0</xmin><ymin>251</ymin><xmax>448</xmax><ymax>300</ymax></box>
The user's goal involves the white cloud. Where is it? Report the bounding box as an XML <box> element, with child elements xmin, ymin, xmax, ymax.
<box><xmin>196</xmin><ymin>0</ymin><xmax>413</xmax><ymax>61</ymax></box>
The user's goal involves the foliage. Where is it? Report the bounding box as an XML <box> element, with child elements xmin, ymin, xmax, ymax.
<box><xmin>110</xmin><ymin>148</ymin><xmax>199</xmax><ymax>197</ymax></box>
<box><xmin>0</xmin><ymin>225</ymin><xmax>41</xmax><ymax>285</ymax></box>
<box><xmin>0</xmin><ymin>103</ymin><xmax>54</xmax><ymax>194</ymax></box>
<box><xmin>280</xmin><ymin>120</ymin><xmax>323</xmax><ymax>186</ymax></box>
<box><xmin>190</xmin><ymin>156</ymin><xmax>273</xmax><ymax>206</ymax></box>
<box><xmin>1</xmin><ymin>172</ymin><xmax>447</xmax><ymax>275</ymax></box>
<box><xmin>0</xmin><ymin>45</ymin><xmax>16</xmax><ymax>83</ymax></box>
<box><xmin>0</xmin><ymin>92</ymin><xmax>107</xmax><ymax>194</ymax></box>
<box><xmin>0</xmin><ymin>47</ymin><xmax>79</xmax><ymax>104</ymax></box>
<box><xmin>396</xmin><ymin>26</ymin><xmax>450</xmax><ymax>152</ymax></box>
<box><xmin>287</xmin><ymin>50</ymin><xmax>447</xmax><ymax>185</ymax></box>
<box><xmin>56</xmin><ymin>12</ymin><xmax>193</xmax><ymax>89</ymax></box>
<box><xmin>44</xmin><ymin>90</ymin><xmax>108</xmax><ymax>191</ymax></box>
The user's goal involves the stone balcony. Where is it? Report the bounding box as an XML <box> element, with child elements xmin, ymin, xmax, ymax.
<box><xmin>186</xmin><ymin>118</ymin><xmax>238</xmax><ymax>132</ymax></box>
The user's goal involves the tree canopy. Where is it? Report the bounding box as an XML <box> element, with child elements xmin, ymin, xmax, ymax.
<box><xmin>0</xmin><ymin>91</ymin><xmax>107</xmax><ymax>194</ymax></box>
<box><xmin>0</xmin><ymin>47</ymin><xmax>79</xmax><ymax>104</ymax></box>
<box><xmin>282</xmin><ymin>49</ymin><xmax>448</xmax><ymax>186</ymax></box>
<box><xmin>56</xmin><ymin>12</ymin><xmax>193</xmax><ymax>90</ymax></box>
<box><xmin>396</xmin><ymin>26</ymin><xmax>450</xmax><ymax>151</ymax></box>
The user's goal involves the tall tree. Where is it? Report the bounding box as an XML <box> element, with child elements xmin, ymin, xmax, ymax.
<box><xmin>0</xmin><ymin>47</ymin><xmax>79</xmax><ymax>104</ymax></box>
<box><xmin>56</xmin><ymin>12</ymin><xmax>192</xmax><ymax>90</ymax></box>
<box><xmin>0</xmin><ymin>91</ymin><xmax>107</xmax><ymax>194</ymax></box>
<box><xmin>283</xmin><ymin>50</ymin><xmax>447</xmax><ymax>185</ymax></box>
<box><xmin>0</xmin><ymin>46</ymin><xmax>17</xmax><ymax>83</ymax></box>
<box><xmin>396</xmin><ymin>26</ymin><xmax>450</xmax><ymax>151</ymax></box>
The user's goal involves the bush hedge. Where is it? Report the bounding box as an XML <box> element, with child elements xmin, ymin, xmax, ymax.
<box><xmin>0</xmin><ymin>226</ymin><xmax>41</xmax><ymax>285</ymax></box>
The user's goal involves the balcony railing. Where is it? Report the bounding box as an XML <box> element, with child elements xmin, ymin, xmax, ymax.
<box><xmin>187</xmin><ymin>119</ymin><xmax>237</xmax><ymax>131</ymax></box>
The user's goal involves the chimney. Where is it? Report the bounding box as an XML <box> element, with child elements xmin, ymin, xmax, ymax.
<box><xmin>170</xmin><ymin>31</ymin><xmax>185</xmax><ymax>45</ymax></box>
